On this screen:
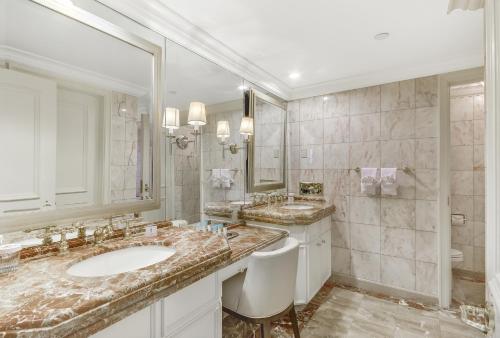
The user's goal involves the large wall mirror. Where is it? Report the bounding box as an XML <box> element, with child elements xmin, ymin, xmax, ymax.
<box><xmin>246</xmin><ymin>90</ymin><xmax>287</xmax><ymax>193</ymax></box>
<box><xmin>0</xmin><ymin>0</ymin><xmax>162</xmax><ymax>232</ymax></box>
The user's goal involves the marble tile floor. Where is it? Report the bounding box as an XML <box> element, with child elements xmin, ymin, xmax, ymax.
<box><xmin>222</xmin><ymin>281</ymin><xmax>485</xmax><ymax>338</ymax></box>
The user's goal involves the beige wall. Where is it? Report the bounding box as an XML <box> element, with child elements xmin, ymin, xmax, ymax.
<box><xmin>287</xmin><ymin>76</ymin><xmax>440</xmax><ymax>296</ymax></box>
<box><xmin>450</xmin><ymin>82</ymin><xmax>485</xmax><ymax>274</ymax></box>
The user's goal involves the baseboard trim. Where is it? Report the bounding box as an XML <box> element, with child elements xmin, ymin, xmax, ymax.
<box><xmin>331</xmin><ymin>273</ymin><xmax>439</xmax><ymax>306</ymax></box>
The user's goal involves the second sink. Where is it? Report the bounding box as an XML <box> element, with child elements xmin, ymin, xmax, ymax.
<box><xmin>66</xmin><ymin>245</ymin><xmax>176</xmax><ymax>277</ymax></box>
<box><xmin>280</xmin><ymin>204</ymin><xmax>314</xmax><ymax>210</ymax></box>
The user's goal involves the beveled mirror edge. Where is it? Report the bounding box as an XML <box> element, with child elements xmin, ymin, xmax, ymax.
<box><xmin>246</xmin><ymin>89</ymin><xmax>288</xmax><ymax>193</ymax></box>
<box><xmin>0</xmin><ymin>0</ymin><xmax>163</xmax><ymax>233</ymax></box>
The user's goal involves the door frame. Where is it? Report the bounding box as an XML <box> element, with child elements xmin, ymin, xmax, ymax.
<box><xmin>437</xmin><ymin>67</ymin><xmax>484</xmax><ymax>308</ymax></box>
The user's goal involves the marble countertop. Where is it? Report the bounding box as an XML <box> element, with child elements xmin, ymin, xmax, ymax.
<box><xmin>204</xmin><ymin>196</ymin><xmax>335</xmax><ymax>226</ymax></box>
<box><xmin>0</xmin><ymin>223</ymin><xmax>286</xmax><ymax>337</ymax></box>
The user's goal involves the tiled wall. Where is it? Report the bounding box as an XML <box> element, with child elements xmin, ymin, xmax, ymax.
<box><xmin>450</xmin><ymin>83</ymin><xmax>485</xmax><ymax>273</ymax></box>
<box><xmin>174</xmin><ymin>126</ymin><xmax>200</xmax><ymax>224</ymax></box>
<box><xmin>254</xmin><ymin>100</ymin><xmax>286</xmax><ymax>184</ymax></box>
<box><xmin>287</xmin><ymin>76</ymin><xmax>440</xmax><ymax>296</ymax></box>
<box><xmin>110</xmin><ymin>92</ymin><xmax>139</xmax><ymax>202</ymax></box>
<box><xmin>201</xmin><ymin>105</ymin><xmax>246</xmax><ymax>206</ymax></box>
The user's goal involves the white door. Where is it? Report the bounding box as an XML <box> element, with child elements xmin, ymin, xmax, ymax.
<box><xmin>56</xmin><ymin>87</ymin><xmax>102</xmax><ymax>208</ymax></box>
<box><xmin>0</xmin><ymin>68</ymin><xmax>56</xmax><ymax>214</ymax></box>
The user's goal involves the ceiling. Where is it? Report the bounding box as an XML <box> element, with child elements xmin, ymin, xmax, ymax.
<box><xmin>158</xmin><ymin>0</ymin><xmax>483</xmax><ymax>98</ymax></box>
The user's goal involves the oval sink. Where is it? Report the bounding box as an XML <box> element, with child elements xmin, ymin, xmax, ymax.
<box><xmin>66</xmin><ymin>245</ymin><xmax>176</xmax><ymax>277</ymax></box>
<box><xmin>281</xmin><ymin>204</ymin><xmax>314</xmax><ymax>211</ymax></box>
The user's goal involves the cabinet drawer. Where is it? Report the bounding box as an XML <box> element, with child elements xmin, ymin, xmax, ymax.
<box><xmin>163</xmin><ymin>274</ymin><xmax>217</xmax><ymax>332</ymax></box>
<box><xmin>218</xmin><ymin>257</ymin><xmax>249</xmax><ymax>281</ymax></box>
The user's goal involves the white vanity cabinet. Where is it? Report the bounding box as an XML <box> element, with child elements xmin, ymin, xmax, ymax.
<box><xmin>90</xmin><ymin>274</ymin><xmax>221</xmax><ymax>338</ymax></box>
<box><xmin>252</xmin><ymin>216</ymin><xmax>332</xmax><ymax>304</ymax></box>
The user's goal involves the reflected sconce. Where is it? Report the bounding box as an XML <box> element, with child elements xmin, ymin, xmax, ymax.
<box><xmin>163</xmin><ymin>107</ymin><xmax>180</xmax><ymax>154</ymax></box>
<box><xmin>217</xmin><ymin>120</ymin><xmax>237</xmax><ymax>158</ymax></box>
<box><xmin>239</xmin><ymin>117</ymin><xmax>254</xmax><ymax>143</ymax></box>
<box><xmin>187</xmin><ymin>101</ymin><xmax>206</xmax><ymax>146</ymax></box>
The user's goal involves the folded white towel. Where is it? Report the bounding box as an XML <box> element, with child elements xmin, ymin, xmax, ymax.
<box><xmin>361</xmin><ymin>168</ymin><xmax>378</xmax><ymax>195</ymax></box>
<box><xmin>381</xmin><ymin>168</ymin><xmax>398</xmax><ymax>196</ymax></box>
<box><xmin>220</xmin><ymin>169</ymin><xmax>234</xmax><ymax>188</ymax></box>
<box><xmin>210</xmin><ymin>169</ymin><xmax>222</xmax><ymax>188</ymax></box>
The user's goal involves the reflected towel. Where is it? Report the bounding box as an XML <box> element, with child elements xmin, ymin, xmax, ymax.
<box><xmin>361</xmin><ymin>168</ymin><xmax>378</xmax><ymax>195</ymax></box>
<box><xmin>381</xmin><ymin>168</ymin><xmax>398</xmax><ymax>196</ymax></box>
<box><xmin>220</xmin><ymin>169</ymin><xmax>234</xmax><ymax>188</ymax></box>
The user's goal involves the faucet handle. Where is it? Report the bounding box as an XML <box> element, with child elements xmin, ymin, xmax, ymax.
<box><xmin>36</xmin><ymin>225</ymin><xmax>57</xmax><ymax>245</ymax></box>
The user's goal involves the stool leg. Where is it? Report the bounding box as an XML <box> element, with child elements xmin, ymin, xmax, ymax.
<box><xmin>289</xmin><ymin>306</ymin><xmax>300</xmax><ymax>338</ymax></box>
<box><xmin>262</xmin><ymin>320</ymin><xmax>272</xmax><ymax>338</ymax></box>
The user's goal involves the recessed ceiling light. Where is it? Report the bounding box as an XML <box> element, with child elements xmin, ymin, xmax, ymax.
<box><xmin>289</xmin><ymin>72</ymin><xmax>301</xmax><ymax>79</ymax></box>
<box><xmin>238</xmin><ymin>85</ymin><xmax>248</xmax><ymax>91</ymax></box>
<box><xmin>323</xmin><ymin>96</ymin><xmax>329</xmax><ymax>101</ymax></box>
<box><xmin>374</xmin><ymin>32</ymin><xmax>390</xmax><ymax>40</ymax></box>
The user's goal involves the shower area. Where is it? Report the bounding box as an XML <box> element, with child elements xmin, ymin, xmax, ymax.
<box><xmin>449</xmin><ymin>81</ymin><xmax>485</xmax><ymax>307</ymax></box>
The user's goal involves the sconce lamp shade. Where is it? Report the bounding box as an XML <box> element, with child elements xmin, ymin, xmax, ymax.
<box><xmin>216</xmin><ymin>120</ymin><xmax>231</xmax><ymax>140</ymax></box>
<box><xmin>163</xmin><ymin>107</ymin><xmax>180</xmax><ymax>130</ymax></box>
<box><xmin>188</xmin><ymin>102</ymin><xmax>207</xmax><ymax>126</ymax></box>
<box><xmin>239</xmin><ymin>117</ymin><xmax>254</xmax><ymax>136</ymax></box>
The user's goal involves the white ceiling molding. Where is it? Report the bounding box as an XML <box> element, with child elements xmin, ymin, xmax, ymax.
<box><xmin>448</xmin><ymin>0</ymin><xmax>484</xmax><ymax>13</ymax></box>
<box><xmin>289</xmin><ymin>53</ymin><xmax>484</xmax><ymax>100</ymax></box>
<box><xmin>0</xmin><ymin>45</ymin><xmax>149</xmax><ymax>97</ymax></box>
<box><xmin>96</xmin><ymin>0</ymin><xmax>292</xmax><ymax>100</ymax></box>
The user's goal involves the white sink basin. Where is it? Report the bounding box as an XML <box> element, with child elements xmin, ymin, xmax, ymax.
<box><xmin>66</xmin><ymin>245</ymin><xmax>176</xmax><ymax>277</ymax></box>
<box><xmin>281</xmin><ymin>204</ymin><xmax>314</xmax><ymax>210</ymax></box>
<box><xmin>230</xmin><ymin>200</ymin><xmax>251</xmax><ymax>206</ymax></box>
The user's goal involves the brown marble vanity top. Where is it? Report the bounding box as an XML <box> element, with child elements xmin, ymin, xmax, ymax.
<box><xmin>241</xmin><ymin>197</ymin><xmax>335</xmax><ymax>226</ymax></box>
<box><xmin>0</xmin><ymin>223</ymin><xmax>286</xmax><ymax>337</ymax></box>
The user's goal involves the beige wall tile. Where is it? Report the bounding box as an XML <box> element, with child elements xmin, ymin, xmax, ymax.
<box><xmin>473</xmin><ymin>145</ymin><xmax>484</xmax><ymax>169</ymax></box>
<box><xmin>324</xmin><ymin>92</ymin><xmax>349</xmax><ymax>118</ymax></box>
<box><xmin>324</xmin><ymin>116</ymin><xmax>349</xmax><ymax>144</ymax></box>
<box><xmin>473</xmin><ymin>94</ymin><xmax>485</xmax><ymax>120</ymax></box>
<box><xmin>381</xmin><ymin>109</ymin><xmax>415</xmax><ymax>140</ymax></box>
<box><xmin>324</xmin><ymin>143</ymin><xmax>349</xmax><ymax>169</ymax></box>
<box><xmin>381</xmin><ymin>255</ymin><xmax>416</xmax><ymax>290</ymax></box>
<box><xmin>450</xmin><ymin>95</ymin><xmax>474</xmax><ymax>121</ymax></box>
<box><xmin>349</xmin><ymin>141</ymin><xmax>381</xmax><ymax>169</ymax></box>
<box><xmin>300</xmin><ymin>119</ymin><xmax>324</xmax><ymax>145</ymax></box>
<box><xmin>351</xmin><ymin>223</ymin><xmax>381</xmax><ymax>254</ymax></box>
<box><xmin>416</xmin><ymin>261</ymin><xmax>437</xmax><ymax>296</ymax></box>
<box><xmin>350</xmin><ymin>113</ymin><xmax>381</xmax><ymax>142</ymax></box>
<box><xmin>416</xmin><ymin>231</ymin><xmax>437</xmax><ymax>263</ymax></box>
<box><xmin>381</xmin><ymin>80</ymin><xmax>415</xmax><ymax>112</ymax></box>
<box><xmin>474</xmin><ymin>119</ymin><xmax>485</xmax><ymax>145</ymax></box>
<box><xmin>415</xmin><ymin>138</ymin><xmax>438</xmax><ymax>169</ymax></box>
<box><xmin>416</xmin><ymin>169</ymin><xmax>438</xmax><ymax>200</ymax></box>
<box><xmin>416</xmin><ymin>200</ymin><xmax>437</xmax><ymax>232</ymax></box>
<box><xmin>452</xmin><ymin>224</ymin><xmax>474</xmax><ymax>246</ymax></box>
<box><xmin>473</xmin><ymin>222</ymin><xmax>485</xmax><ymax>248</ymax></box>
<box><xmin>450</xmin><ymin>146</ymin><xmax>473</xmax><ymax>171</ymax></box>
<box><xmin>416</xmin><ymin>76</ymin><xmax>438</xmax><ymax>108</ymax></box>
<box><xmin>351</xmin><ymin>250</ymin><xmax>380</xmax><ymax>282</ymax></box>
<box><xmin>350</xmin><ymin>86</ymin><xmax>381</xmax><ymax>116</ymax></box>
<box><xmin>350</xmin><ymin>196</ymin><xmax>380</xmax><ymax>225</ymax></box>
<box><xmin>332</xmin><ymin>247</ymin><xmax>351</xmax><ymax>275</ymax></box>
<box><xmin>300</xmin><ymin>145</ymin><xmax>324</xmax><ymax>169</ymax></box>
<box><xmin>332</xmin><ymin>221</ymin><xmax>350</xmax><ymax>248</ymax></box>
<box><xmin>381</xmin><ymin>227</ymin><xmax>415</xmax><ymax>259</ymax></box>
<box><xmin>381</xmin><ymin>140</ymin><xmax>415</xmax><ymax>169</ymax></box>
<box><xmin>300</xmin><ymin>96</ymin><xmax>323</xmax><ymax>121</ymax></box>
<box><xmin>381</xmin><ymin>198</ymin><xmax>416</xmax><ymax>229</ymax></box>
<box><xmin>450</xmin><ymin>121</ymin><xmax>473</xmax><ymax>146</ymax></box>
<box><xmin>450</xmin><ymin>171</ymin><xmax>473</xmax><ymax>196</ymax></box>
<box><xmin>287</xmin><ymin>100</ymin><xmax>300</xmax><ymax>123</ymax></box>
<box><xmin>473</xmin><ymin>170</ymin><xmax>485</xmax><ymax>196</ymax></box>
<box><xmin>415</xmin><ymin>106</ymin><xmax>438</xmax><ymax>138</ymax></box>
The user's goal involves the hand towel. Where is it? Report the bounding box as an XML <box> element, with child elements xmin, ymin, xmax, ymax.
<box><xmin>210</xmin><ymin>169</ymin><xmax>222</xmax><ymax>188</ymax></box>
<box><xmin>219</xmin><ymin>169</ymin><xmax>234</xmax><ymax>188</ymax></box>
<box><xmin>361</xmin><ymin>168</ymin><xmax>378</xmax><ymax>195</ymax></box>
<box><xmin>381</xmin><ymin>168</ymin><xmax>398</xmax><ymax>196</ymax></box>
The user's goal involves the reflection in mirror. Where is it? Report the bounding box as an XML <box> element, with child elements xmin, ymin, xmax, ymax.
<box><xmin>0</xmin><ymin>0</ymin><xmax>155</xmax><ymax>218</ymax></box>
<box><xmin>164</xmin><ymin>39</ymin><xmax>245</xmax><ymax>224</ymax></box>
<box><xmin>247</xmin><ymin>90</ymin><xmax>287</xmax><ymax>192</ymax></box>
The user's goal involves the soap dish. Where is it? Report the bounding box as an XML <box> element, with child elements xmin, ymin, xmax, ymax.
<box><xmin>0</xmin><ymin>244</ymin><xmax>21</xmax><ymax>274</ymax></box>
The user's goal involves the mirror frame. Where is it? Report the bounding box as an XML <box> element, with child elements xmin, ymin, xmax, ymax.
<box><xmin>246</xmin><ymin>89</ymin><xmax>287</xmax><ymax>193</ymax></box>
<box><xmin>0</xmin><ymin>0</ymin><xmax>163</xmax><ymax>233</ymax></box>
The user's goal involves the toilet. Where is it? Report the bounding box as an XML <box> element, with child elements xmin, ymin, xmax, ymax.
<box><xmin>451</xmin><ymin>248</ymin><xmax>464</xmax><ymax>266</ymax></box>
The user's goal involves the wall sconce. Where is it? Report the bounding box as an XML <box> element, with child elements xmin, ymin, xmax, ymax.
<box><xmin>216</xmin><ymin>117</ymin><xmax>254</xmax><ymax>158</ymax></box>
<box><xmin>239</xmin><ymin>117</ymin><xmax>254</xmax><ymax>143</ymax></box>
<box><xmin>188</xmin><ymin>102</ymin><xmax>206</xmax><ymax>147</ymax></box>
<box><xmin>163</xmin><ymin>107</ymin><xmax>180</xmax><ymax>154</ymax></box>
